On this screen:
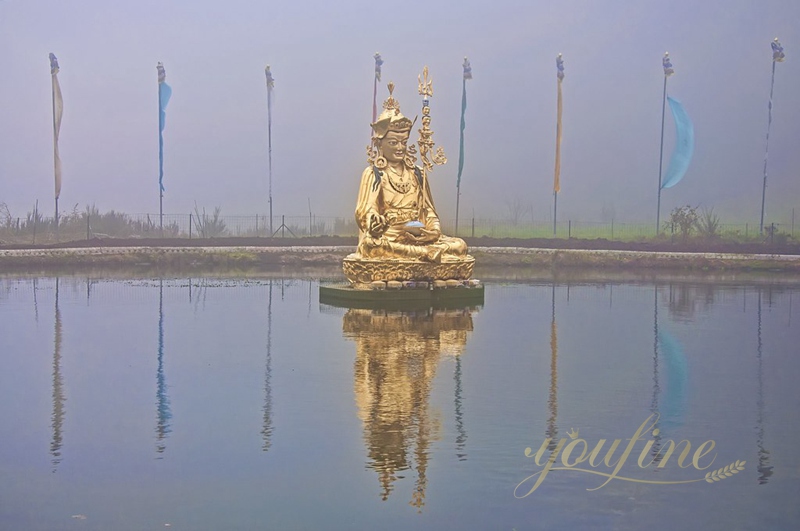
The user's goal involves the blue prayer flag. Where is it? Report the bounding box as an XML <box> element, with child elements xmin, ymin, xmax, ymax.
<box><xmin>159</xmin><ymin>82</ymin><xmax>172</xmax><ymax>133</ymax></box>
<box><xmin>457</xmin><ymin>58</ymin><xmax>472</xmax><ymax>188</ymax></box>
<box><xmin>661</xmin><ymin>97</ymin><xmax>694</xmax><ymax>189</ymax></box>
<box><xmin>157</xmin><ymin>63</ymin><xmax>171</xmax><ymax>192</ymax></box>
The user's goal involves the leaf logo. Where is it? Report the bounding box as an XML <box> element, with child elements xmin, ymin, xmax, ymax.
<box><xmin>704</xmin><ymin>460</ymin><xmax>746</xmax><ymax>483</ymax></box>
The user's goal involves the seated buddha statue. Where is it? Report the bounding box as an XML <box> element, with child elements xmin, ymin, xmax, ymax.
<box><xmin>350</xmin><ymin>84</ymin><xmax>469</xmax><ymax>266</ymax></box>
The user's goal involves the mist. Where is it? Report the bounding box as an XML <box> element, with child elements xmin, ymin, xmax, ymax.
<box><xmin>1</xmin><ymin>0</ymin><xmax>798</xmax><ymax>227</ymax></box>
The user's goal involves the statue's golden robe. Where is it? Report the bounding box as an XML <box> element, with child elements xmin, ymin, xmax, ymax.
<box><xmin>353</xmin><ymin>165</ymin><xmax>467</xmax><ymax>261</ymax></box>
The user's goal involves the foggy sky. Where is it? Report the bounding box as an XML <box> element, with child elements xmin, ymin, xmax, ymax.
<box><xmin>1</xmin><ymin>0</ymin><xmax>798</xmax><ymax>225</ymax></box>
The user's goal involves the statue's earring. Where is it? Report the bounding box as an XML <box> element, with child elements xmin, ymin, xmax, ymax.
<box><xmin>375</xmin><ymin>156</ymin><xmax>388</xmax><ymax>170</ymax></box>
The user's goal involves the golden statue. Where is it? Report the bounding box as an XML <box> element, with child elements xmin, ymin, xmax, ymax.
<box><xmin>343</xmin><ymin>72</ymin><xmax>475</xmax><ymax>284</ymax></box>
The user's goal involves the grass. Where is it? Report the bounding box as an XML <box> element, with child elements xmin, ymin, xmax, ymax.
<box><xmin>0</xmin><ymin>203</ymin><xmax>795</xmax><ymax>245</ymax></box>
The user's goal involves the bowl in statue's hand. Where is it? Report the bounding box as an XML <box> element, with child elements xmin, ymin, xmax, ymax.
<box><xmin>404</xmin><ymin>220</ymin><xmax>425</xmax><ymax>236</ymax></box>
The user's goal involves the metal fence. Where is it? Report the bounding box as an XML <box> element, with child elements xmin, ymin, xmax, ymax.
<box><xmin>0</xmin><ymin>212</ymin><xmax>796</xmax><ymax>245</ymax></box>
<box><xmin>443</xmin><ymin>218</ymin><xmax>795</xmax><ymax>241</ymax></box>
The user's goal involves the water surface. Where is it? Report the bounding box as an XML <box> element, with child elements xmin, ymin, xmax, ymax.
<box><xmin>1</xmin><ymin>275</ymin><xmax>798</xmax><ymax>530</ymax></box>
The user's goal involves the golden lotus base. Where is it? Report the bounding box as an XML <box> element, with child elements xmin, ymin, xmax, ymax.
<box><xmin>342</xmin><ymin>254</ymin><xmax>475</xmax><ymax>283</ymax></box>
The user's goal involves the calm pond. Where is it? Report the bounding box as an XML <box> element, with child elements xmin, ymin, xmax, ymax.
<box><xmin>1</xmin><ymin>272</ymin><xmax>798</xmax><ymax>530</ymax></box>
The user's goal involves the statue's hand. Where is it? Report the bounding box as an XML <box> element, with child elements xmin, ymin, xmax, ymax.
<box><xmin>367</xmin><ymin>213</ymin><xmax>387</xmax><ymax>238</ymax></box>
<box><xmin>399</xmin><ymin>227</ymin><xmax>439</xmax><ymax>244</ymax></box>
<box><xmin>415</xmin><ymin>227</ymin><xmax>441</xmax><ymax>243</ymax></box>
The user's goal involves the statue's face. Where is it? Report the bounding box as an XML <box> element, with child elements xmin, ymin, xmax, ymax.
<box><xmin>379</xmin><ymin>131</ymin><xmax>409</xmax><ymax>163</ymax></box>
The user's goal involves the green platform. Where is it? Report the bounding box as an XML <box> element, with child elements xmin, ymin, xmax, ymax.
<box><xmin>319</xmin><ymin>282</ymin><xmax>484</xmax><ymax>310</ymax></box>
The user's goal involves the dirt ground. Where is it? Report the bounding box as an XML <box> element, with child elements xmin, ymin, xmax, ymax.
<box><xmin>2</xmin><ymin>235</ymin><xmax>799</xmax><ymax>255</ymax></box>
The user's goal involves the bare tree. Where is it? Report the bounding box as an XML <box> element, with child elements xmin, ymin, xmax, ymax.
<box><xmin>600</xmin><ymin>202</ymin><xmax>616</xmax><ymax>223</ymax></box>
<box><xmin>0</xmin><ymin>202</ymin><xmax>11</xmax><ymax>228</ymax></box>
<box><xmin>505</xmin><ymin>197</ymin><xmax>530</xmax><ymax>226</ymax></box>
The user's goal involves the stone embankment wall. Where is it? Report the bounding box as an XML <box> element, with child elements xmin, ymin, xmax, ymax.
<box><xmin>2</xmin><ymin>246</ymin><xmax>800</xmax><ymax>273</ymax></box>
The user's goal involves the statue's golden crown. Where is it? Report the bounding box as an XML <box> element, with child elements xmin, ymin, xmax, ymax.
<box><xmin>371</xmin><ymin>82</ymin><xmax>413</xmax><ymax>138</ymax></box>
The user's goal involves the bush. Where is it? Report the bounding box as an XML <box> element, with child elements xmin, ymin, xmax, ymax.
<box><xmin>697</xmin><ymin>207</ymin><xmax>721</xmax><ymax>239</ymax></box>
<box><xmin>192</xmin><ymin>204</ymin><xmax>227</xmax><ymax>238</ymax></box>
<box><xmin>665</xmin><ymin>205</ymin><xmax>699</xmax><ymax>242</ymax></box>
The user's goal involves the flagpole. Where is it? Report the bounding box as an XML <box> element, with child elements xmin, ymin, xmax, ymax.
<box><xmin>265</xmin><ymin>66</ymin><xmax>275</xmax><ymax>235</ymax></box>
<box><xmin>760</xmin><ymin>38</ymin><xmax>785</xmax><ymax>234</ymax></box>
<box><xmin>455</xmin><ymin>172</ymin><xmax>461</xmax><ymax>235</ymax></box>
<box><xmin>759</xmin><ymin>59</ymin><xmax>776</xmax><ymax>234</ymax></box>
<box><xmin>553</xmin><ymin>54</ymin><xmax>564</xmax><ymax>237</ymax></box>
<box><xmin>158</xmin><ymin>77</ymin><xmax>163</xmax><ymax>235</ymax></box>
<box><xmin>53</xmin><ymin>77</ymin><xmax>59</xmax><ymax>241</ymax></box>
<box><xmin>50</xmin><ymin>53</ymin><xmax>62</xmax><ymax>241</ymax></box>
<box><xmin>157</xmin><ymin>62</ymin><xmax>171</xmax><ymax>236</ymax></box>
<box><xmin>553</xmin><ymin>190</ymin><xmax>557</xmax><ymax>237</ymax></box>
<box><xmin>656</xmin><ymin>52</ymin><xmax>673</xmax><ymax>234</ymax></box>
<box><xmin>456</xmin><ymin>57</ymin><xmax>472</xmax><ymax>237</ymax></box>
<box><xmin>268</xmin><ymin>84</ymin><xmax>272</xmax><ymax>235</ymax></box>
<box><xmin>656</xmin><ymin>75</ymin><xmax>667</xmax><ymax>233</ymax></box>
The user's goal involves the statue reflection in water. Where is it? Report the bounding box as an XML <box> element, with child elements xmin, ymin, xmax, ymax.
<box><xmin>340</xmin><ymin>304</ymin><xmax>478</xmax><ymax>511</ymax></box>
